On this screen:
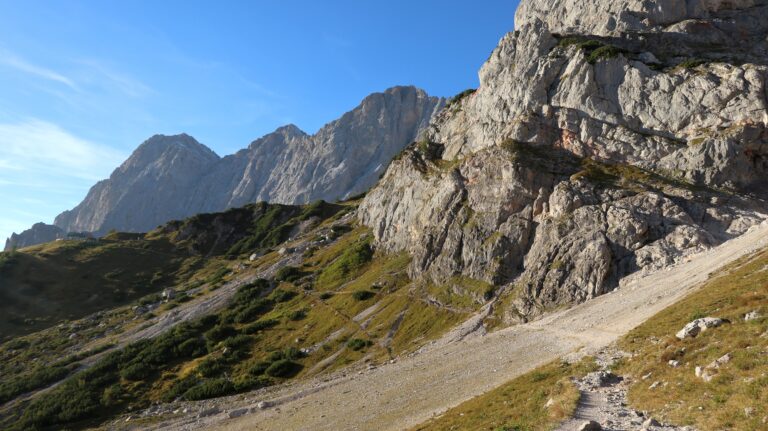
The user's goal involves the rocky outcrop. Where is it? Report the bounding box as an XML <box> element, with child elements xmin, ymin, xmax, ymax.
<box><xmin>360</xmin><ymin>0</ymin><xmax>768</xmax><ymax>321</ymax></box>
<box><xmin>676</xmin><ymin>317</ymin><xmax>726</xmax><ymax>339</ymax></box>
<box><xmin>4</xmin><ymin>223</ymin><xmax>64</xmax><ymax>251</ymax></box>
<box><xmin>9</xmin><ymin>86</ymin><xmax>443</xmax><ymax>243</ymax></box>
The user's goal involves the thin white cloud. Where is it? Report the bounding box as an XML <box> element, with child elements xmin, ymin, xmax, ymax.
<box><xmin>0</xmin><ymin>119</ymin><xmax>125</xmax><ymax>181</ymax></box>
<box><xmin>77</xmin><ymin>59</ymin><xmax>154</xmax><ymax>98</ymax></box>
<box><xmin>0</xmin><ymin>52</ymin><xmax>78</xmax><ymax>90</ymax></box>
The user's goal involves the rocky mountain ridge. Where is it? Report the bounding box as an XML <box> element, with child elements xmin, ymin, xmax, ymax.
<box><xmin>5</xmin><ymin>86</ymin><xmax>444</xmax><ymax>250</ymax></box>
<box><xmin>360</xmin><ymin>0</ymin><xmax>768</xmax><ymax>322</ymax></box>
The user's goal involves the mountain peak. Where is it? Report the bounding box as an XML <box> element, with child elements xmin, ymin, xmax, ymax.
<box><xmin>136</xmin><ymin>133</ymin><xmax>218</xmax><ymax>158</ymax></box>
<box><xmin>121</xmin><ymin>133</ymin><xmax>220</xmax><ymax>172</ymax></box>
<box><xmin>273</xmin><ymin>124</ymin><xmax>308</xmax><ymax>138</ymax></box>
<box><xmin>33</xmin><ymin>86</ymin><xmax>443</xmax><ymax>238</ymax></box>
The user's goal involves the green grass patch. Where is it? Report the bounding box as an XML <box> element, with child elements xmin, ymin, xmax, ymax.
<box><xmin>676</xmin><ymin>58</ymin><xmax>707</xmax><ymax>70</ymax></box>
<box><xmin>557</xmin><ymin>36</ymin><xmax>626</xmax><ymax>64</ymax></box>
<box><xmin>410</xmin><ymin>359</ymin><xmax>597</xmax><ymax>431</ymax></box>
<box><xmin>615</xmin><ymin>248</ymin><xmax>768</xmax><ymax>430</ymax></box>
<box><xmin>315</xmin><ymin>234</ymin><xmax>374</xmax><ymax>290</ymax></box>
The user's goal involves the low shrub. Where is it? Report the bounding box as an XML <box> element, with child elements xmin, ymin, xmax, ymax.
<box><xmin>274</xmin><ymin>266</ymin><xmax>305</xmax><ymax>283</ymax></box>
<box><xmin>183</xmin><ymin>378</ymin><xmax>235</xmax><ymax>401</ymax></box>
<box><xmin>196</xmin><ymin>358</ymin><xmax>226</xmax><ymax>378</ymax></box>
<box><xmin>243</xmin><ymin>318</ymin><xmax>279</xmax><ymax>334</ymax></box>
<box><xmin>234</xmin><ymin>299</ymin><xmax>273</xmax><ymax>323</ymax></box>
<box><xmin>207</xmin><ymin>267</ymin><xmax>232</xmax><ymax>285</ymax></box>
<box><xmin>119</xmin><ymin>361</ymin><xmax>153</xmax><ymax>381</ymax></box>
<box><xmin>221</xmin><ymin>334</ymin><xmax>253</xmax><ymax>352</ymax></box>
<box><xmin>352</xmin><ymin>290</ymin><xmax>375</xmax><ymax>301</ymax></box>
<box><xmin>0</xmin><ymin>364</ymin><xmax>74</xmax><ymax>404</ymax></box>
<box><xmin>286</xmin><ymin>310</ymin><xmax>307</xmax><ymax>321</ymax></box>
<box><xmin>232</xmin><ymin>279</ymin><xmax>269</xmax><ymax>303</ymax></box>
<box><xmin>249</xmin><ymin>361</ymin><xmax>272</xmax><ymax>376</ymax></box>
<box><xmin>282</xmin><ymin>347</ymin><xmax>306</xmax><ymax>360</ymax></box>
<box><xmin>161</xmin><ymin>376</ymin><xmax>199</xmax><ymax>402</ymax></box>
<box><xmin>270</xmin><ymin>288</ymin><xmax>297</xmax><ymax>303</ymax></box>
<box><xmin>264</xmin><ymin>359</ymin><xmax>303</xmax><ymax>378</ymax></box>
<box><xmin>586</xmin><ymin>45</ymin><xmax>625</xmax><ymax>64</ymax></box>
<box><xmin>446</xmin><ymin>88</ymin><xmax>476</xmax><ymax>109</ymax></box>
<box><xmin>233</xmin><ymin>375</ymin><xmax>272</xmax><ymax>392</ymax></box>
<box><xmin>177</xmin><ymin>338</ymin><xmax>207</xmax><ymax>357</ymax></box>
<box><xmin>100</xmin><ymin>383</ymin><xmax>125</xmax><ymax>407</ymax></box>
<box><xmin>204</xmin><ymin>324</ymin><xmax>236</xmax><ymax>345</ymax></box>
<box><xmin>346</xmin><ymin>338</ymin><xmax>373</xmax><ymax>351</ymax></box>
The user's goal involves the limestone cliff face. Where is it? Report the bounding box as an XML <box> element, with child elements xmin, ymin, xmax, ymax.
<box><xmin>23</xmin><ymin>86</ymin><xmax>442</xmax><ymax>239</ymax></box>
<box><xmin>54</xmin><ymin>134</ymin><xmax>220</xmax><ymax>235</ymax></box>
<box><xmin>197</xmin><ymin>86</ymin><xmax>443</xmax><ymax>210</ymax></box>
<box><xmin>360</xmin><ymin>0</ymin><xmax>768</xmax><ymax>321</ymax></box>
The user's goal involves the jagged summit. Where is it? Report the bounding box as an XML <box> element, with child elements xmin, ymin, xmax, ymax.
<box><xmin>6</xmin><ymin>86</ymin><xmax>445</xmax><ymax>248</ymax></box>
<box><xmin>112</xmin><ymin>134</ymin><xmax>221</xmax><ymax>179</ymax></box>
<box><xmin>130</xmin><ymin>133</ymin><xmax>220</xmax><ymax>161</ymax></box>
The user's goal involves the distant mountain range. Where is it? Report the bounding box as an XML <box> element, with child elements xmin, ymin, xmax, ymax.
<box><xmin>5</xmin><ymin>86</ymin><xmax>444</xmax><ymax>250</ymax></box>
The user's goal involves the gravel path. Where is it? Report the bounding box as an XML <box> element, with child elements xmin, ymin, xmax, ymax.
<box><xmin>149</xmin><ymin>221</ymin><xmax>768</xmax><ymax>431</ymax></box>
<box><xmin>556</xmin><ymin>349</ymin><xmax>693</xmax><ymax>431</ymax></box>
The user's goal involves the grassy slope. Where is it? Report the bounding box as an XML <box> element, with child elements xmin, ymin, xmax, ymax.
<box><xmin>0</xmin><ymin>204</ymin><xmax>485</xmax><ymax>430</ymax></box>
<box><xmin>616</xmin><ymin>248</ymin><xmax>768</xmax><ymax>430</ymax></box>
<box><xmin>410</xmin><ymin>246</ymin><xmax>768</xmax><ymax>431</ymax></box>
<box><xmin>0</xmin><ymin>201</ymin><xmax>338</xmax><ymax>340</ymax></box>
<box><xmin>410</xmin><ymin>359</ymin><xmax>596</xmax><ymax>431</ymax></box>
<box><xmin>0</xmin><ymin>238</ymin><xmax>207</xmax><ymax>339</ymax></box>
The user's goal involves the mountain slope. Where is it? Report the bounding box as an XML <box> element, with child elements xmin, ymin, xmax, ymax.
<box><xmin>0</xmin><ymin>200</ymin><xmax>482</xmax><ymax>431</ymax></box>
<box><xmin>360</xmin><ymin>0</ymin><xmax>768</xmax><ymax>322</ymax></box>
<box><xmin>0</xmin><ymin>201</ymin><xmax>344</xmax><ymax>339</ymax></box>
<box><xmin>149</xmin><ymin>216</ymin><xmax>768</xmax><ymax>431</ymax></box>
<box><xmin>414</xmin><ymin>225</ymin><xmax>768</xmax><ymax>431</ymax></box>
<box><xmin>47</xmin><ymin>86</ymin><xmax>440</xmax><ymax>236</ymax></box>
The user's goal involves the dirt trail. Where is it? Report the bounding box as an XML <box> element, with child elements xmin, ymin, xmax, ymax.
<box><xmin>152</xmin><ymin>222</ymin><xmax>768</xmax><ymax>431</ymax></box>
<box><xmin>555</xmin><ymin>349</ymin><xmax>690</xmax><ymax>431</ymax></box>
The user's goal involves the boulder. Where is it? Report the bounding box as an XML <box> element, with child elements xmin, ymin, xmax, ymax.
<box><xmin>578</xmin><ymin>420</ymin><xmax>602</xmax><ymax>431</ymax></box>
<box><xmin>675</xmin><ymin>318</ymin><xmax>725</xmax><ymax>339</ymax></box>
<box><xmin>642</xmin><ymin>417</ymin><xmax>661</xmax><ymax>427</ymax></box>
<box><xmin>745</xmin><ymin>310</ymin><xmax>763</xmax><ymax>321</ymax></box>
<box><xmin>162</xmin><ymin>288</ymin><xmax>175</xmax><ymax>302</ymax></box>
<box><xmin>582</xmin><ymin>371</ymin><xmax>621</xmax><ymax>389</ymax></box>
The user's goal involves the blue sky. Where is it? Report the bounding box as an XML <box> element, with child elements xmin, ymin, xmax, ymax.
<box><xmin>0</xmin><ymin>0</ymin><xmax>519</xmax><ymax>242</ymax></box>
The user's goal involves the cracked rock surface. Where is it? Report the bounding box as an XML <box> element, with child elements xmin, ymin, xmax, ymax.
<box><xmin>360</xmin><ymin>0</ymin><xmax>768</xmax><ymax>321</ymax></box>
